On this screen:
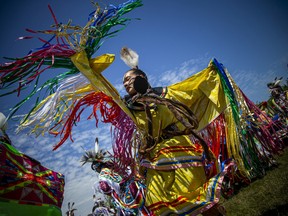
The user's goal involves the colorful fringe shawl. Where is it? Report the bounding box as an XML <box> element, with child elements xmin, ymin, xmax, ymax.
<box><xmin>202</xmin><ymin>59</ymin><xmax>283</xmax><ymax>178</ymax></box>
<box><xmin>0</xmin><ymin>1</ymin><xmax>284</xmax><ymax>214</ymax></box>
<box><xmin>0</xmin><ymin>0</ymin><xmax>142</xmax><ymax>179</ymax></box>
<box><xmin>0</xmin><ymin>0</ymin><xmax>143</xmax><ymax>123</ymax></box>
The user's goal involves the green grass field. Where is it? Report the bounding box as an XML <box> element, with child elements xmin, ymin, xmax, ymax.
<box><xmin>220</xmin><ymin>147</ymin><xmax>288</xmax><ymax>216</ymax></box>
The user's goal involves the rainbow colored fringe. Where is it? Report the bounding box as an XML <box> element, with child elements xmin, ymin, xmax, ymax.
<box><xmin>0</xmin><ymin>0</ymin><xmax>143</xmax><ymax>120</ymax></box>
<box><xmin>205</xmin><ymin>59</ymin><xmax>282</xmax><ymax>178</ymax></box>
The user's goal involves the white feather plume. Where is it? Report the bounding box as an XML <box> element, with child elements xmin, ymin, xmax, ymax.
<box><xmin>120</xmin><ymin>47</ymin><xmax>139</xmax><ymax>69</ymax></box>
<box><xmin>274</xmin><ymin>77</ymin><xmax>282</xmax><ymax>86</ymax></box>
<box><xmin>80</xmin><ymin>137</ymin><xmax>111</xmax><ymax>166</ymax></box>
<box><xmin>94</xmin><ymin>137</ymin><xmax>99</xmax><ymax>154</ymax></box>
<box><xmin>0</xmin><ymin>112</ymin><xmax>8</xmax><ymax>131</ymax></box>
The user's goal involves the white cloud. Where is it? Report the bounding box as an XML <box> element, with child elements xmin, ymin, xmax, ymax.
<box><xmin>231</xmin><ymin>67</ymin><xmax>283</xmax><ymax>103</ymax></box>
<box><xmin>150</xmin><ymin>57</ymin><xmax>210</xmax><ymax>87</ymax></box>
<box><xmin>62</xmin><ymin>171</ymin><xmax>97</xmax><ymax>216</ymax></box>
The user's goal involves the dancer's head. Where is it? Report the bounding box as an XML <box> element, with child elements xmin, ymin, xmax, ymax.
<box><xmin>123</xmin><ymin>68</ymin><xmax>149</xmax><ymax>96</ymax></box>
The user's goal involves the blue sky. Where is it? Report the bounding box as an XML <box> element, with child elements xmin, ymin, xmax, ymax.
<box><xmin>0</xmin><ymin>0</ymin><xmax>288</xmax><ymax>215</ymax></box>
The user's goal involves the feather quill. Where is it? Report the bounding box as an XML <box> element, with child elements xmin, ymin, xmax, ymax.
<box><xmin>120</xmin><ymin>47</ymin><xmax>139</xmax><ymax>69</ymax></box>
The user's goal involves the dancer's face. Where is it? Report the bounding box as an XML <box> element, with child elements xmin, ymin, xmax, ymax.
<box><xmin>123</xmin><ymin>70</ymin><xmax>139</xmax><ymax>96</ymax></box>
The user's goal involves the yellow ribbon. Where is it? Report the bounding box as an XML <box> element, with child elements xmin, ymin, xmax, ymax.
<box><xmin>70</xmin><ymin>51</ymin><xmax>136</xmax><ymax>123</ymax></box>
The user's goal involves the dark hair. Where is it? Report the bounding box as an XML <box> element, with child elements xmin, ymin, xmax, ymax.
<box><xmin>0</xmin><ymin>135</ymin><xmax>11</xmax><ymax>145</ymax></box>
<box><xmin>126</xmin><ymin>68</ymin><xmax>148</xmax><ymax>80</ymax></box>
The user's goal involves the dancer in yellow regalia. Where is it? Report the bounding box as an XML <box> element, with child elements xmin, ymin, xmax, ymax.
<box><xmin>119</xmin><ymin>47</ymin><xmax>228</xmax><ymax>215</ymax></box>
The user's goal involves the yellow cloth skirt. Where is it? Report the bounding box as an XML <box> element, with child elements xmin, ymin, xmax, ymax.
<box><xmin>145</xmin><ymin>166</ymin><xmax>224</xmax><ymax>215</ymax></box>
